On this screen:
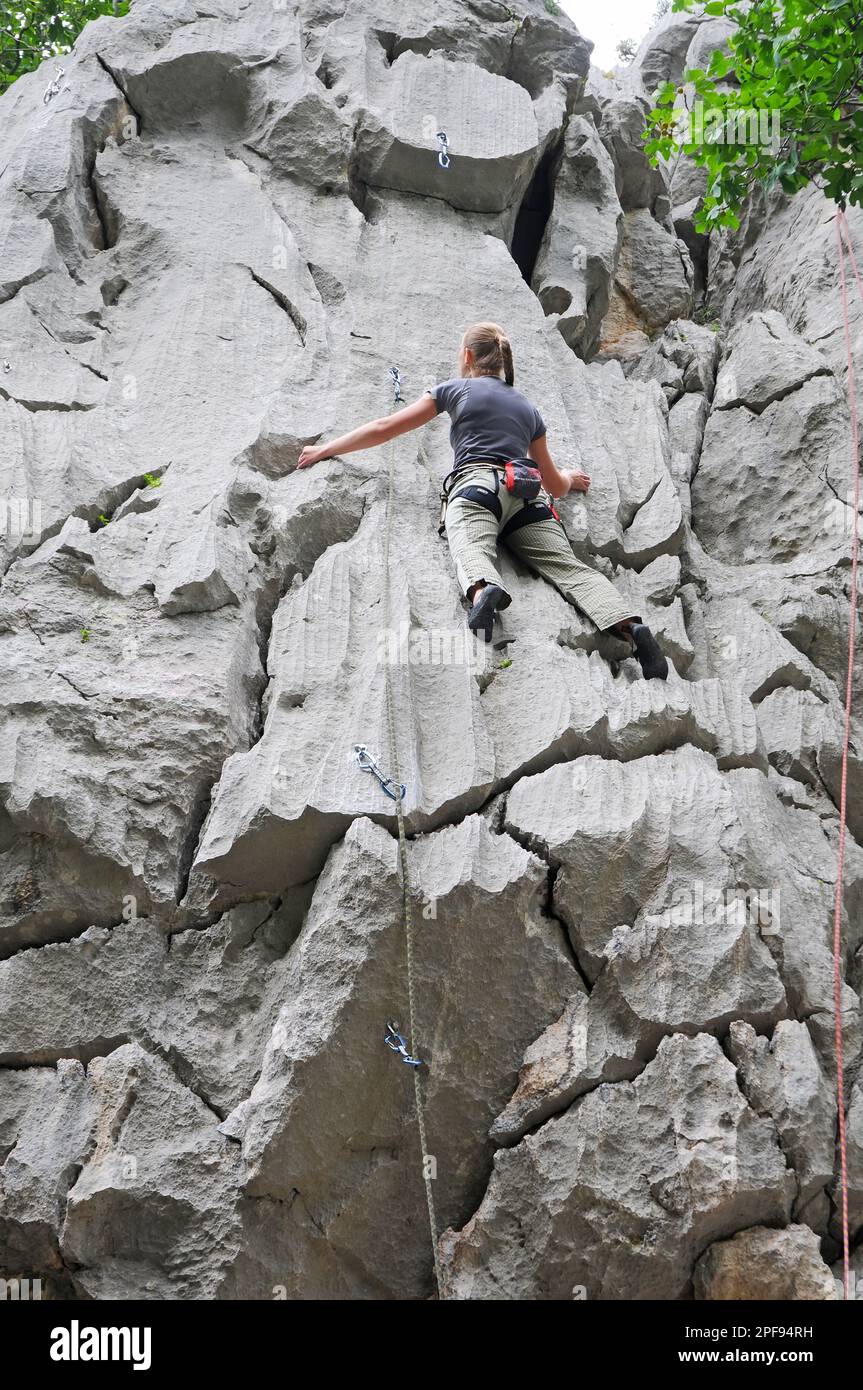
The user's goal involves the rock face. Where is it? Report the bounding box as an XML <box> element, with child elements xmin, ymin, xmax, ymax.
<box><xmin>0</xmin><ymin>0</ymin><xmax>859</xmax><ymax>1300</ymax></box>
<box><xmin>440</xmin><ymin>1034</ymin><xmax>795</xmax><ymax>1300</ymax></box>
<box><xmin>693</xmin><ymin>1224</ymin><xmax>838</xmax><ymax>1301</ymax></box>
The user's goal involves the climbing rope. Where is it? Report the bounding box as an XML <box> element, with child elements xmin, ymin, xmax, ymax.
<box><xmin>379</xmin><ymin>364</ymin><xmax>444</xmax><ymax>1298</ymax></box>
<box><xmin>833</xmin><ymin>206</ymin><xmax>861</xmax><ymax>1302</ymax></box>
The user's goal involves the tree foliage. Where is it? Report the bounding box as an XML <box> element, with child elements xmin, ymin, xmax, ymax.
<box><xmin>0</xmin><ymin>0</ymin><xmax>129</xmax><ymax>96</ymax></box>
<box><xmin>644</xmin><ymin>0</ymin><xmax>863</xmax><ymax>230</ymax></box>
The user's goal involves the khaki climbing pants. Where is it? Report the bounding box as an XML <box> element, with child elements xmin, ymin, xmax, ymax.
<box><xmin>443</xmin><ymin>464</ymin><xmax>635</xmax><ymax>632</ymax></box>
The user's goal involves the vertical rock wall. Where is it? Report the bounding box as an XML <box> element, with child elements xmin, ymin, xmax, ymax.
<box><xmin>0</xmin><ymin>0</ymin><xmax>860</xmax><ymax>1299</ymax></box>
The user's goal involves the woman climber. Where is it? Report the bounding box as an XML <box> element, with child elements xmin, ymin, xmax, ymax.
<box><xmin>297</xmin><ymin>321</ymin><xmax>669</xmax><ymax>680</ymax></box>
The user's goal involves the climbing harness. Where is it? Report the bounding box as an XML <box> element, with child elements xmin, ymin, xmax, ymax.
<box><xmin>354</xmin><ymin>744</ymin><xmax>405</xmax><ymax>801</ymax></box>
<box><xmin>437</xmin><ymin>458</ymin><xmax>560</xmax><ymax>537</ymax></box>
<box><xmin>377</xmin><ymin>365</ymin><xmax>444</xmax><ymax>1296</ymax></box>
<box><xmin>436</xmin><ymin>131</ymin><xmax>451</xmax><ymax>169</ymax></box>
<box><xmin>832</xmin><ymin>206</ymin><xmax>861</xmax><ymax>1302</ymax></box>
<box><xmin>384</xmin><ymin>1021</ymin><xmax>422</xmax><ymax>1067</ymax></box>
<box><xmin>438</xmin><ymin>461</ymin><xmax>505</xmax><ymax>533</ymax></box>
<box><xmin>42</xmin><ymin>66</ymin><xmax>65</xmax><ymax>104</ymax></box>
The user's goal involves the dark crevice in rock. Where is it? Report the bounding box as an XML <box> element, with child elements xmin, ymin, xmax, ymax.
<box><xmin>0</xmin><ymin>267</ymin><xmax>51</xmax><ymax>308</ymax></box>
<box><xmin>138</xmin><ymin>1034</ymin><xmax>227</xmax><ymax>1122</ymax></box>
<box><xmin>360</xmin><ymin>173</ymin><xmax>499</xmax><ymax>221</ymax></box>
<box><xmin>749</xmin><ymin>669</ymin><xmax>812</xmax><ymax>707</ymax></box>
<box><xmin>0</xmin><ymin>387</ymin><xmax>96</xmax><ymax>413</ymax></box>
<box><xmin>542</xmin><ymin>864</ymin><xmax>589</xmax><ymax>988</ymax></box>
<box><xmin>82</xmin><ymin>469</ymin><xmax>166</xmax><ymax>535</ymax></box>
<box><xmin>510</xmin><ymin>135</ymin><xmax>563</xmax><ymax>285</ymax></box>
<box><xmin>76</xmin><ymin>359</ymin><xmax>109</xmax><ymax>384</ymax></box>
<box><xmin>716</xmin><ymin>367</ymin><xmax>833</xmax><ymax>417</ymax></box>
<box><xmin>315</xmin><ymin>56</ymin><xmax>337</xmax><ymax>89</ymax></box>
<box><xmin>374</xmin><ymin>29</ymin><xmax>399</xmax><ymax>64</ymax></box>
<box><xmin>482</xmin><ymin>788</ymin><xmax>509</xmax><ymax>833</ymax></box>
<box><xmin>86</xmin><ymin>157</ymin><xmax>114</xmax><ymax>252</ymax></box>
<box><xmin>503</xmin><ymin>1009</ymin><xmax>794</xmax><ymax>1152</ymax></box>
<box><xmin>21</xmin><ymin>612</ymin><xmax>46</xmax><ymax>646</ymax></box>
<box><xmin>0</xmin><ymin>1035</ymin><xmax>130</xmax><ymax>1069</ymax></box>
<box><xmin>541</xmin><ymin>284</ymin><xmax>573</xmax><ymax>317</ymax></box>
<box><xmin>372</xmin><ymin>724</ymin><xmax>747</xmax><ymax>865</ymax></box>
<box><xmin>620</xmin><ymin>474</ymin><xmax>663</xmax><ymax>533</ymax></box>
<box><xmin>372</xmin><ymin>26</ymin><xmax>467</xmax><ymax>70</ymax></box>
<box><xmin>247</xmin><ymin>578</ymin><xmax>281</xmax><ymax>750</ymax></box>
<box><xmin>1</xmin><ymin>900</ymin><xmax>146</xmax><ymax>960</ymax></box>
<box><xmin>501</xmin><ymin>817</ymin><xmax>595</xmax><ymax>986</ymax></box>
<box><xmin>93</xmin><ymin>52</ymin><xmax>143</xmax><ymax>135</ymax></box>
<box><xmin>54</xmin><ymin>671</ymin><xmax>119</xmax><ymax>711</ymax></box>
<box><xmin>174</xmin><ymin>777</ymin><xmax>220</xmax><ymax>907</ymax></box>
<box><xmin>372</xmin><ymin>11</ymin><xmax>540</xmax><ymax>97</ymax></box>
<box><xmin>346</xmin><ymin>149</ymin><xmax>371</xmax><ymax>220</ymax></box>
<box><xmin>245</xmin><ymin>267</ymin><xmax>307</xmax><ymax>345</ymax></box>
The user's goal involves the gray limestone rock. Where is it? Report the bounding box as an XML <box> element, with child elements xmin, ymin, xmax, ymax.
<box><xmin>838</xmin><ymin>1078</ymin><xmax>863</xmax><ymax>1244</ymax></box>
<box><xmin>63</xmin><ymin>1043</ymin><xmax>244</xmax><ymax>1299</ymax></box>
<box><xmin>727</xmin><ymin>1020</ymin><xmax>835</xmax><ymax>1222</ymax></box>
<box><xmin>218</xmin><ymin>813</ymin><xmax>577</xmax><ymax>1298</ymax></box>
<box><xmin>599</xmin><ymin>208</ymin><xmax>694</xmax><ymax>352</ymax></box>
<box><xmin>532</xmin><ymin>115</ymin><xmax>622</xmax><ymax>358</ymax></box>
<box><xmin>0</xmin><ymin>0</ymin><xmax>859</xmax><ymax>1303</ymax></box>
<box><xmin>694</xmin><ymin>1224</ymin><xmax>837</xmax><ymax>1300</ymax></box>
<box><xmin>692</xmin><ymin>366</ymin><xmax>850</xmax><ymax>567</ymax></box>
<box><xmin>440</xmin><ymin>1033</ymin><xmax>795</xmax><ymax>1300</ymax></box>
<box><xmin>630</xmin><ymin>318</ymin><xmax>720</xmax><ymax>405</ymax></box>
<box><xmin>492</xmin><ymin>912</ymin><xmax>787</xmax><ymax>1145</ymax></box>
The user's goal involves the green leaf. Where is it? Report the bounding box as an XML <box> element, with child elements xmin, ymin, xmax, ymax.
<box><xmin>1</xmin><ymin>0</ymin><xmax>127</xmax><ymax>94</ymax></box>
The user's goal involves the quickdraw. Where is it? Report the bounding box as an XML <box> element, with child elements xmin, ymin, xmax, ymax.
<box><xmin>354</xmin><ymin>744</ymin><xmax>405</xmax><ymax>802</ymax></box>
<box><xmin>43</xmin><ymin>66</ymin><xmax>66</xmax><ymax>105</ymax></box>
<box><xmin>384</xmin><ymin>1021</ymin><xmax>422</xmax><ymax>1068</ymax></box>
<box><xmin>436</xmin><ymin>131</ymin><xmax>451</xmax><ymax>169</ymax></box>
<box><xmin>388</xmin><ymin>365</ymin><xmax>403</xmax><ymax>403</ymax></box>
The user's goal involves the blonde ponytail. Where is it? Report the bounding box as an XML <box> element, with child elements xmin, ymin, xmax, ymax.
<box><xmin>462</xmin><ymin>321</ymin><xmax>515</xmax><ymax>385</ymax></box>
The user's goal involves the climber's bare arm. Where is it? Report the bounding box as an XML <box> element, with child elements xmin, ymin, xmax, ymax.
<box><xmin>298</xmin><ymin>395</ymin><xmax>438</xmax><ymax>468</ymax></box>
<box><xmin>528</xmin><ymin>434</ymin><xmax>590</xmax><ymax>499</ymax></box>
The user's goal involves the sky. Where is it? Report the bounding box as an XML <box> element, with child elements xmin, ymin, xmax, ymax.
<box><xmin>560</xmin><ymin>0</ymin><xmax>663</xmax><ymax>70</ymax></box>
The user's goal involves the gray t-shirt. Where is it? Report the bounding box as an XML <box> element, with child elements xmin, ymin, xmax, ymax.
<box><xmin>428</xmin><ymin>375</ymin><xmax>546</xmax><ymax>472</ymax></box>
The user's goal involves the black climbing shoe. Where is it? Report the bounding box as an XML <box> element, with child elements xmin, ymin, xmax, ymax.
<box><xmin>468</xmin><ymin>584</ymin><xmax>507</xmax><ymax>643</ymax></box>
<box><xmin>630</xmin><ymin>622</ymin><xmax>669</xmax><ymax>680</ymax></box>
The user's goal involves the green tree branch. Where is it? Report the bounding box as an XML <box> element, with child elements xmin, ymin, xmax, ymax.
<box><xmin>644</xmin><ymin>0</ymin><xmax>863</xmax><ymax>228</ymax></box>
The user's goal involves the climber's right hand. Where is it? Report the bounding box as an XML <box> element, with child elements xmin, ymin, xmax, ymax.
<box><xmin>298</xmin><ymin>444</ymin><xmax>326</xmax><ymax>469</ymax></box>
<box><xmin>566</xmin><ymin>469</ymin><xmax>591</xmax><ymax>494</ymax></box>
